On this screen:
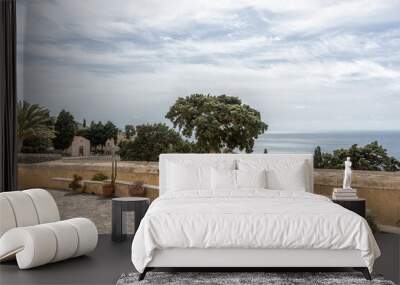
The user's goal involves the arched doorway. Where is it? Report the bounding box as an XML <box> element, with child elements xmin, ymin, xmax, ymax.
<box><xmin>79</xmin><ymin>146</ymin><xmax>84</xmax><ymax>156</ymax></box>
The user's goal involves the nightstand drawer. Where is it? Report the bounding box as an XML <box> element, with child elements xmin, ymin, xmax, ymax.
<box><xmin>332</xmin><ymin>199</ymin><xmax>366</xmax><ymax>218</ymax></box>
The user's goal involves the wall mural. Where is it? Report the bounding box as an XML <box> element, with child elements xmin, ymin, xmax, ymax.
<box><xmin>16</xmin><ymin>0</ymin><xmax>400</xmax><ymax>166</ymax></box>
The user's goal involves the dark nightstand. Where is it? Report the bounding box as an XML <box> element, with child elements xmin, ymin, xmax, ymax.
<box><xmin>112</xmin><ymin>197</ymin><xmax>150</xmax><ymax>242</ymax></box>
<box><xmin>332</xmin><ymin>198</ymin><xmax>366</xmax><ymax>218</ymax></box>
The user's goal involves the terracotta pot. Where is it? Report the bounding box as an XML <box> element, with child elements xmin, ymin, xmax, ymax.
<box><xmin>128</xmin><ymin>181</ymin><xmax>145</xmax><ymax>197</ymax></box>
<box><xmin>102</xmin><ymin>184</ymin><xmax>114</xmax><ymax>198</ymax></box>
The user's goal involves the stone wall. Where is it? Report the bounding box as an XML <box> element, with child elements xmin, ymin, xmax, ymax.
<box><xmin>18</xmin><ymin>153</ymin><xmax>62</xmax><ymax>163</ymax></box>
<box><xmin>314</xmin><ymin>169</ymin><xmax>400</xmax><ymax>230</ymax></box>
<box><xmin>18</xmin><ymin>160</ymin><xmax>159</xmax><ymax>200</ymax></box>
<box><xmin>19</xmin><ymin>161</ymin><xmax>400</xmax><ymax>229</ymax></box>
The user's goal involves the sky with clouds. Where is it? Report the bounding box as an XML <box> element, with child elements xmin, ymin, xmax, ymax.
<box><xmin>16</xmin><ymin>0</ymin><xmax>400</xmax><ymax>132</ymax></box>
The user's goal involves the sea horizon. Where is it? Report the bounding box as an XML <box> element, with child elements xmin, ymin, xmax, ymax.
<box><xmin>253</xmin><ymin>130</ymin><xmax>400</xmax><ymax>159</ymax></box>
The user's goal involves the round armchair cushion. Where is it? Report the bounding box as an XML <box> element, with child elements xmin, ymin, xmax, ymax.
<box><xmin>23</xmin><ymin>189</ymin><xmax>60</xmax><ymax>224</ymax></box>
<box><xmin>66</xmin><ymin>218</ymin><xmax>98</xmax><ymax>257</ymax></box>
<box><xmin>0</xmin><ymin>189</ymin><xmax>60</xmax><ymax>238</ymax></box>
<box><xmin>0</xmin><ymin>218</ymin><xmax>98</xmax><ymax>269</ymax></box>
<box><xmin>0</xmin><ymin>191</ymin><xmax>39</xmax><ymax>228</ymax></box>
<box><xmin>0</xmin><ymin>196</ymin><xmax>17</xmax><ymax>237</ymax></box>
<box><xmin>0</xmin><ymin>226</ymin><xmax>57</xmax><ymax>269</ymax></box>
<box><xmin>42</xmin><ymin>220</ymin><xmax>79</xmax><ymax>262</ymax></box>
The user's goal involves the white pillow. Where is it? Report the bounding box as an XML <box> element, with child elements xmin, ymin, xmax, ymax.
<box><xmin>236</xmin><ymin>169</ymin><xmax>267</xmax><ymax>189</ymax></box>
<box><xmin>167</xmin><ymin>162</ymin><xmax>211</xmax><ymax>191</ymax></box>
<box><xmin>266</xmin><ymin>163</ymin><xmax>307</xmax><ymax>191</ymax></box>
<box><xmin>238</xmin><ymin>158</ymin><xmax>308</xmax><ymax>191</ymax></box>
<box><xmin>211</xmin><ymin>168</ymin><xmax>237</xmax><ymax>191</ymax></box>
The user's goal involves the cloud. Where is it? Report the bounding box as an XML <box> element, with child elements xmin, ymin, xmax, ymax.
<box><xmin>268</xmin><ymin>0</ymin><xmax>400</xmax><ymax>35</ymax></box>
<box><xmin>17</xmin><ymin>0</ymin><xmax>400</xmax><ymax>132</ymax></box>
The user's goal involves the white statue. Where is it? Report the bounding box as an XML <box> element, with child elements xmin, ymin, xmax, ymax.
<box><xmin>343</xmin><ymin>157</ymin><xmax>352</xmax><ymax>189</ymax></box>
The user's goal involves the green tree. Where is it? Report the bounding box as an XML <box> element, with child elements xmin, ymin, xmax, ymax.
<box><xmin>21</xmin><ymin>136</ymin><xmax>53</xmax><ymax>153</ymax></box>
<box><xmin>313</xmin><ymin>146</ymin><xmax>323</xmax><ymax>168</ymax></box>
<box><xmin>17</xmin><ymin>101</ymin><xmax>55</xmax><ymax>151</ymax></box>
<box><xmin>118</xmin><ymin>123</ymin><xmax>196</xmax><ymax>161</ymax></box>
<box><xmin>77</xmin><ymin>120</ymin><xmax>118</xmax><ymax>149</ymax></box>
<box><xmin>88</xmin><ymin>121</ymin><xmax>103</xmax><ymax>147</ymax></box>
<box><xmin>104</xmin><ymin>121</ymin><xmax>118</xmax><ymax>142</ymax></box>
<box><xmin>77</xmin><ymin>121</ymin><xmax>102</xmax><ymax>148</ymax></box>
<box><xmin>53</xmin><ymin>110</ymin><xmax>76</xmax><ymax>150</ymax></box>
<box><xmin>125</xmin><ymin>124</ymin><xmax>136</xmax><ymax>139</ymax></box>
<box><xmin>166</xmin><ymin>94</ymin><xmax>268</xmax><ymax>153</ymax></box>
<box><xmin>313</xmin><ymin>141</ymin><xmax>400</xmax><ymax>171</ymax></box>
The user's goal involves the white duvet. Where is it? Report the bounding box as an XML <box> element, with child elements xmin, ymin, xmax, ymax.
<box><xmin>131</xmin><ymin>190</ymin><xmax>380</xmax><ymax>273</ymax></box>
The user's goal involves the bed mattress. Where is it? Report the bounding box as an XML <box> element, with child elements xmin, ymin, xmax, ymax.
<box><xmin>131</xmin><ymin>190</ymin><xmax>380</xmax><ymax>273</ymax></box>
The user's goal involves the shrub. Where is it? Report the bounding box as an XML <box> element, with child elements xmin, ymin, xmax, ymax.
<box><xmin>118</xmin><ymin>123</ymin><xmax>200</xmax><ymax>161</ymax></box>
<box><xmin>92</xmin><ymin>173</ymin><xmax>108</xmax><ymax>181</ymax></box>
<box><xmin>314</xmin><ymin>141</ymin><xmax>400</xmax><ymax>171</ymax></box>
<box><xmin>21</xmin><ymin>136</ymin><xmax>53</xmax><ymax>153</ymax></box>
<box><xmin>366</xmin><ymin>214</ymin><xmax>379</xmax><ymax>234</ymax></box>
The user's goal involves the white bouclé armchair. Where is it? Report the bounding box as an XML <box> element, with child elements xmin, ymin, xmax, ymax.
<box><xmin>0</xmin><ymin>189</ymin><xmax>98</xmax><ymax>269</ymax></box>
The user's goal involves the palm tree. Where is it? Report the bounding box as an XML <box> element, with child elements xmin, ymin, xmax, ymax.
<box><xmin>17</xmin><ymin>101</ymin><xmax>55</xmax><ymax>151</ymax></box>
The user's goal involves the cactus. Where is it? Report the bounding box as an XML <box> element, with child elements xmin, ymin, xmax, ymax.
<box><xmin>109</xmin><ymin>152</ymin><xmax>118</xmax><ymax>196</ymax></box>
<box><xmin>102</xmin><ymin>150</ymin><xmax>118</xmax><ymax>198</ymax></box>
<box><xmin>111</xmin><ymin>156</ymin><xmax>117</xmax><ymax>186</ymax></box>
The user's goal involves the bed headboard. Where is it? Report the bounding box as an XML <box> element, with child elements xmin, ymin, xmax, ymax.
<box><xmin>159</xmin><ymin>153</ymin><xmax>314</xmax><ymax>195</ymax></box>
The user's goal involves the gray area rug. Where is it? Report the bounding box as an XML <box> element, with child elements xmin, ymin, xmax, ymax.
<box><xmin>116</xmin><ymin>272</ymin><xmax>395</xmax><ymax>285</ymax></box>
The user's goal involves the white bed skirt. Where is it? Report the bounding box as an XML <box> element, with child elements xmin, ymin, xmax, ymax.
<box><xmin>148</xmin><ymin>248</ymin><xmax>366</xmax><ymax>268</ymax></box>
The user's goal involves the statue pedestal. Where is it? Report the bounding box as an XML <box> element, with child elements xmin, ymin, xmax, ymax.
<box><xmin>332</xmin><ymin>188</ymin><xmax>358</xmax><ymax>200</ymax></box>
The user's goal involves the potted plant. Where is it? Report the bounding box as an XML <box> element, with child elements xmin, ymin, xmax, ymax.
<box><xmin>102</xmin><ymin>157</ymin><xmax>117</xmax><ymax>198</ymax></box>
<box><xmin>128</xmin><ymin>181</ymin><xmax>145</xmax><ymax>197</ymax></box>
<box><xmin>68</xmin><ymin>174</ymin><xmax>83</xmax><ymax>193</ymax></box>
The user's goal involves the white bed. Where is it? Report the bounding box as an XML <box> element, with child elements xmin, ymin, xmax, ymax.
<box><xmin>131</xmin><ymin>154</ymin><xmax>380</xmax><ymax>280</ymax></box>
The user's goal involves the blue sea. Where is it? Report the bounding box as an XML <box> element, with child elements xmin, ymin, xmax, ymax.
<box><xmin>253</xmin><ymin>131</ymin><xmax>400</xmax><ymax>159</ymax></box>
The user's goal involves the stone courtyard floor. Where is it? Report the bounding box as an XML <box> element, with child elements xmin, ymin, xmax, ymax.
<box><xmin>49</xmin><ymin>189</ymin><xmax>113</xmax><ymax>234</ymax></box>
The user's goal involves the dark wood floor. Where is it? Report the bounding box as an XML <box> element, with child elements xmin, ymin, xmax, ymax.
<box><xmin>0</xmin><ymin>233</ymin><xmax>399</xmax><ymax>285</ymax></box>
<box><xmin>0</xmin><ymin>235</ymin><xmax>133</xmax><ymax>285</ymax></box>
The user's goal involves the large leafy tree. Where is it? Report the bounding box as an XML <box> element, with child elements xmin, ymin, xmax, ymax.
<box><xmin>53</xmin><ymin>110</ymin><xmax>76</xmax><ymax>150</ymax></box>
<box><xmin>314</xmin><ymin>141</ymin><xmax>400</xmax><ymax>171</ymax></box>
<box><xmin>118</xmin><ymin>123</ymin><xmax>196</xmax><ymax>161</ymax></box>
<box><xmin>166</xmin><ymin>94</ymin><xmax>268</xmax><ymax>153</ymax></box>
<box><xmin>17</xmin><ymin>101</ymin><xmax>55</xmax><ymax>151</ymax></box>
